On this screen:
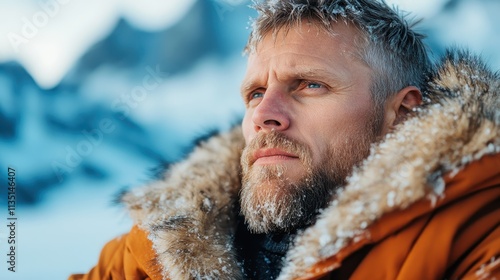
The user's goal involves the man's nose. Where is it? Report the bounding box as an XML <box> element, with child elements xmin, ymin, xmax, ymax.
<box><xmin>251</xmin><ymin>88</ymin><xmax>290</xmax><ymax>133</ymax></box>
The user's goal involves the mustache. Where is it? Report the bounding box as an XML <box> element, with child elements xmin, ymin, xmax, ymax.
<box><xmin>241</xmin><ymin>131</ymin><xmax>312</xmax><ymax>166</ymax></box>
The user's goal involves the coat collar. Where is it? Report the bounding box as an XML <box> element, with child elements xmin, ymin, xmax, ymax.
<box><xmin>121</xmin><ymin>50</ymin><xmax>500</xmax><ymax>280</ymax></box>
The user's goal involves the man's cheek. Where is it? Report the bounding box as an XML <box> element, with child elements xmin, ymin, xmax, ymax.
<box><xmin>242</xmin><ymin>116</ymin><xmax>253</xmax><ymax>145</ymax></box>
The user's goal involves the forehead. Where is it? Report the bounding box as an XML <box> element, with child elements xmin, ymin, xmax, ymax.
<box><xmin>249</xmin><ymin>21</ymin><xmax>362</xmax><ymax>59</ymax></box>
<box><xmin>241</xmin><ymin>22</ymin><xmax>369</xmax><ymax>91</ymax></box>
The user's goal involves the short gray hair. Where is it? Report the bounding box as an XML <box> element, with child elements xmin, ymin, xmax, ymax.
<box><xmin>245</xmin><ymin>0</ymin><xmax>430</xmax><ymax>109</ymax></box>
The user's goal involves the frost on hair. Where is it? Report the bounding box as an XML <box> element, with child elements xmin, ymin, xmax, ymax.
<box><xmin>246</xmin><ymin>0</ymin><xmax>426</xmax><ymax>56</ymax></box>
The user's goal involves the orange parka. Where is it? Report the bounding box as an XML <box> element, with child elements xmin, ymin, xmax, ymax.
<box><xmin>70</xmin><ymin>51</ymin><xmax>500</xmax><ymax>280</ymax></box>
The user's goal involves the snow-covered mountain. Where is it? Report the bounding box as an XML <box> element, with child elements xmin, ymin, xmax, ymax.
<box><xmin>0</xmin><ymin>0</ymin><xmax>252</xmax><ymax>206</ymax></box>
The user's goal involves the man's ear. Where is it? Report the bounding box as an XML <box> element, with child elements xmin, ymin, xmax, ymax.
<box><xmin>389</xmin><ymin>86</ymin><xmax>422</xmax><ymax>128</ymax></box>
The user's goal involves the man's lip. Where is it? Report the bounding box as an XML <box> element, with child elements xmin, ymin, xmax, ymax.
<box><xmin>252</xmin><ymin>148</ymin><xmax>299</xmax><ymax>163</ymax></box>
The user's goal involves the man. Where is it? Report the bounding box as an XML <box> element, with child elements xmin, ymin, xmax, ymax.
<box><xmin>70</xmin><ymin>0</ymin><xmax>500</xmax><ymax>279</ymax></box>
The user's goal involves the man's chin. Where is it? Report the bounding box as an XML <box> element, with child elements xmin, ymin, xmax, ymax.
<box><xmin>249</xmin><ymin>163</ymin><xmax>306</xmax><ymax>184</ymax></box>
<box><xmin>246</xmin><ymin>180</ymin><xmax>288</xmax><ymax>203</ymax></box>
<box><xmin>240</xmin><ymin>172</ymin><xmax>311</xmax><ymax>233</ymax></box>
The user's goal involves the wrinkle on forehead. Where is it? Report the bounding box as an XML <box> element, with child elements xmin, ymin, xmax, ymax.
<box><xmin>253</xmin><ymin>20</ymin><xmax>367</xmax><ymax>64</ymax></box>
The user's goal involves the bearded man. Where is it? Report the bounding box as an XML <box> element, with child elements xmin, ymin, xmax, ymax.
<box><xmin>70</xmin><ymin>0</ymin><xmax>500</xmax><ymax>279</ymax></box>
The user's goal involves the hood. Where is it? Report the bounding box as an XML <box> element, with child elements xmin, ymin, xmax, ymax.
<box><xmin>121</xmin><ymin>49</ymin><xmax>500</xmax><ymax>280</ymax></box>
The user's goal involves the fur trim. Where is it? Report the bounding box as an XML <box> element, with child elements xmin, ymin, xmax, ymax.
<box><xmin>122</xmin><ymin>50</ymin><xmax>500</xmax><ymax>280</ymax></box>
<box><xmin>278</xmin><ymin>49</ymin><xmax>500</xmax><ymax>279</ymax></box>
<box><xmin>121</xmin><ymin>127</ymin><xmax>245</xmax><ymax>280</ymax></box>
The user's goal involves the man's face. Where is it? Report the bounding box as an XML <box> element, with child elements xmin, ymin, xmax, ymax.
<box><xmin>240</xmin><ymin>22</ymin><xmax>383</xmax><ymax>233</ymax></box>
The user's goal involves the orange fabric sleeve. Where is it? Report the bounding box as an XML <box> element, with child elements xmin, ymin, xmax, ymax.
<box><xmin>68</xmin><ymin>232</ymin><xmax>130</xmax><ymax>280</ymax></box>
<box><xmin>459</xmin><ymin>225</ymin><xmax>500</xmax><ymax>280</ymax></box>
<box><xmin>68</xmin><ymin>226</ymin><xmax>162</xmax><ymax>280</ymax></box>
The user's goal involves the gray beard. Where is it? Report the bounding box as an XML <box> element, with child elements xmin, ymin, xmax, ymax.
<box><xmin>239</xmin><ymin>162</ymin><xmax>343</xmax><ymax>233</ymax></box>
<box><xmin>239</xmin><ymin>118</ymin><xmax>380</xmax><ymax>234</ymax></box>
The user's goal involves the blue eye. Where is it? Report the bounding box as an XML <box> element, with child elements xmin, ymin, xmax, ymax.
<box><xmin>307</xmin><ymin>82</ymin><xmax>322</xmax><ymax>89</ymax></box>
<box><xmin>250</xmin><ymin>92</ymin><xmax>264</xmax><ymax>99</ymax></box>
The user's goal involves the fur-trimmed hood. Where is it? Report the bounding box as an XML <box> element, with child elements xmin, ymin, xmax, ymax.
<box><xmin>121</xmin><ymin>50</ymin><xmax>500</xmax><ymax>280</ymax></box>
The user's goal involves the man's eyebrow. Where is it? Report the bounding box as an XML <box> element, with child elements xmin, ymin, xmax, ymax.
<box><xmin>240</xmin><ymin>67</ymin><xmax>347</xmax><ymax>95</ymax></box>
<box><xmin>240</xmin><ymin>80</ymin><xmax>259</xmax><ymax>96</ymax></box>
<box><xmin>293</xmin><ymin>67</ymin><xmax>346</xmax><ymax>82</ymax></box>
<box><xmin>240</xmin><ymin>80</ymin><xmax>255</xmax><ymax>92</ymax></box>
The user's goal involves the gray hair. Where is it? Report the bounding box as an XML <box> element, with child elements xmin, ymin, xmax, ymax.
<box><xmin>245</xmin><ymin>0</ymin><xmax>430</xmax><ymax>109</ymax></box>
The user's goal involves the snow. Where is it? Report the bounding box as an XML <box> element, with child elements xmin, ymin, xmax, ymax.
<box><xmin>0</xmin><ymin>0</ymin><xmax>196</xmax><ymax>88</ymax></box>
<box><xmin>386</xmin><ymin>191</ymin><xmax>396</xmax><ymax>208</ymax></box>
